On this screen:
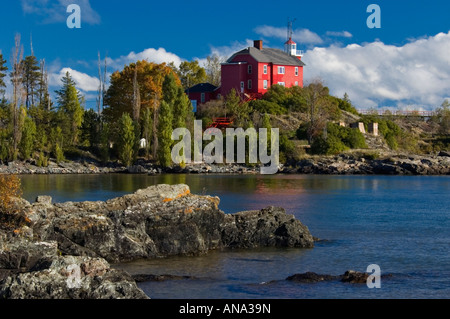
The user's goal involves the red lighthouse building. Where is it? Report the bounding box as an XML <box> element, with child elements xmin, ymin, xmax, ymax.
<box><xmin>220</xmin><ymin>39</ymin><xmax>305</xmax><ymax>100</ymax></box>
<box><xmin>186</xmin><ymin>38</ymin><xmax>305</xmax><ymax>106</ymax></box>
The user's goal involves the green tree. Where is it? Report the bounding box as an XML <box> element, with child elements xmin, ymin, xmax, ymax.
<box><xmin>140</xmin><ymin>107</ymin><xmax>152</xmax><ymax>160</ymax></box>
<box><xmin>176</xmin><ymin>60</ymin><xmax>207</xmax><ymax>89</ymax></box>
<box><xmin>261</xmin><ymin>113</ymin><xmax>272</xmax><ymax>151</ymax></box>
<box><xmin>173</xmin><ymin>86</ymin><xmax>193</xmax><ymax>129</ymax></box>
<box><xmin>162</xmin><ymin>73</ymin><xmax>179</xmax><ymax>105</ymax></box>
<box><xmin>157</xmin><ymin>100</ymin><xmax>173</xmax><ymax>167</ymax></box>
<box><xmin>22</xmin><ymin>55</ymin><xmax>41</xmax><ymax>108</ymax></box>
<box><xmin>55</xmin><ymin>72</ymin><xmax>84</xmax><ymax>147</ymax></box>
<box><xmin>19</xmin><ymin>116</ymin><xmax>36</xmax><ymax>160</ymax></box>
<box><xmin>303</xmin><ymin>81</ymin><xmax>340</xmax><ymax>144</ymax></box>
<box><xmin>117</xmin><ymin>113</ymin><xmax>135</xmax><ymax>167</ymax></box>
<box><xmin>0</xmin><ymin>53</ymin><xmax>8</xmax><ymax>97</ymax></box>
<box><xmin>50</xmin><ymin>126</ymin><xmax>65</xmax><ymax>163</ymax></box>
<box><xmin>226</xmin><ymin>88</ymin><xmax>252</xmax><ymax>127</ymax></box>
<box><xmin>434</xmin><ymin>100</ymin><xmax>450</xmax><ymax>135</ymax></box>
<box><xmin>80</xmin><ymin>109</ymin><xmax>100</xmax><ymax>147</ymax></box>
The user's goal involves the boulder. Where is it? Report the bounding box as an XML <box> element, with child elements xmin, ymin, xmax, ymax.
<box><xmin>15</xmin><ymin>185</ymin><xmax>315</xmax><ymax>263</ymax></box>
<box><xmin>0</xmin><ymin>184</ymin><xmax>315</xmax><ymax>299</ymax></box>
<box><xmin>0</xmin><ymin>255</ymin><xmax>148</xmax><ymax>299</ymax></box>
<box><xmin>286</xmin><ymin>272</ymin><xmax>337</xmax><ymax>283</ymax></box>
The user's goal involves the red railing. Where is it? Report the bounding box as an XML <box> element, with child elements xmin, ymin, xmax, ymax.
<box><xmin>207</xmin><ymin>117</ymin><xmax>234</xmax><ymax>129</ymax></box>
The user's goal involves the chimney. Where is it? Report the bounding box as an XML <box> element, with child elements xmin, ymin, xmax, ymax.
<box><xmin>254</xmin><ymin>40</ymin><xmax>263</xmax><ymax>50</ymax></box>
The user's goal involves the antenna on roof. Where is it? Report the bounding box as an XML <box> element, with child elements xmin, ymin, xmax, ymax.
<box><xmin>287</xmin><ymin>18</ymin><xmax>296</xmax><ymax>40</ymax></box>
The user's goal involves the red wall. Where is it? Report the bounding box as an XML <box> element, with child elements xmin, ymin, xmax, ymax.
<box><xmin>221</xmin><ymin>53</ymin><xmax>304</xmax><ymax>98</ymax></box>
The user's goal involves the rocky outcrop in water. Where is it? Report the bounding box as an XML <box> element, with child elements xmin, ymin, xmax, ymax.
<box><xmin>0</xmin><ymin>184</ymin><xmax>314</xmax><ymax>299</ymax></box>
<box><xmin>284</xmin><ymin>153</ymin><xmax>450</xmax><ymax>175</ymax></box>
<box><xmin>286</xmin><ymin>270</ymin><xmax>392</xmax><ymax>284</ymax></box>
<box><xmin>19</xmin><ymin>184</ymin><xmax>314</xmax><ymax>263</ymax></box>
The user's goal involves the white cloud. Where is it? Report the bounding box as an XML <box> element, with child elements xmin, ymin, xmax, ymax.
<box><xmin>107</xmin><ymin>48</ymin><xmax>184</xmax><ymax>70</ymax></box>
<box><xmin>50</xmin><ymin>67</ymin><xmax>100</xmax><ymax>92</ymax></box>
<box><xmin>254</xmin><ymin>25</ymin><xmax>323</xmax><ymax>45</ymax></box>
<box><xmin>326</xmin><ymin>31</ymin><xmax>353</xmax><ymax>38</ymax></box>
<box><xmin>303</xmin><ymin>31</ymin><xmax>450</xmax><ymax>110</ymax></box>
<box><xmin>21</xmin><ymin>0</ymin><xmax>100</xmax><ymax>25</ymax></box>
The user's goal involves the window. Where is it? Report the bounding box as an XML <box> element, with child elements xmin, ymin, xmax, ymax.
<box><xmin>248</xmin><ymin>65</ymin><xmax>252</xmax><ymax>74</ymax></box>
<box><xmin>201</xmin><ymin>93</ymin><xmax>205</xmax><ymax>104</ymax></box>
<box><xmin>240</xmin><ymin>81</ymin><xmax>245</xmax><ymax>93</ymax></box>
<box><xmin>278</xmin><ymin>66</ymin><xmax>285</xmax><ymax>74</ymax></box>
<box><xmin>263</xmin><ymin>65</ymin><xmax>267</xmax><ymax>74</ymax></box>
<box><xmin>295</xmin><ymin>81</ymin><xmax>299</xmax><ymax>86</ymax></box>
<box><xmin>263</xmin><ymin>80</ymin><xmax>268</xmax><ymax>89</ymax></box>
<box><xmin>278</xmin><ymin>82</ymin><xmax>285</xmax><ymax>87</ymax></box>
<box><xmin>248</xmin><ymin>80</ymin><xmax>252</xmax><ymax>90</ymax></box>
<box><xmin>295</xmin><ymin>67</ymin><xmax>299</xmax><ymax>76</ymax></box>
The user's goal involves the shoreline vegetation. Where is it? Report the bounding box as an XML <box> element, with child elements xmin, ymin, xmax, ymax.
<box><xmin>1</xmin><ymin>149</ymin><xmax>449</xmax><ymax>176</ymax></box>
<box><xmin>0</xmin><ymin>49</ymin><xmax>449</xmax><ymax>178</ymax></box>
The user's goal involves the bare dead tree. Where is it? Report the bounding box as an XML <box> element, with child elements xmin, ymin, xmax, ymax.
<box><xmin>10</xmin><ymin>33</ymin><xmax>25</xmax><ymax>158</ymax></box>
<box><xmin>96</xmin><ymin>51</ymin><xmax>103</xmax><ymax>115</ymax></box>
<box><xmin>132</xmin><ymin>65</ymin><xmax>141</xmax><ymax>121</ymax></box>
<box><xmin>152</xmin><ymin>93</ymin><xmax>158</xmax><ymax>160</ymax></box>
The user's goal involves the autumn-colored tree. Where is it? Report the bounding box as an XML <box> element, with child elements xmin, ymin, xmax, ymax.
<box><xmin>104</xmin><ymin>60</ymin><xmax>179</xmax><ymax>124</ymax></box>
<box><xmin>0</xmin><ymin>174</ymin><xmax>23</xmax><ymax>219</ymax></box>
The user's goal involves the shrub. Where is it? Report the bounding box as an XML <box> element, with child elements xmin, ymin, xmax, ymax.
<box><xmin>250</xmin><ymin>99</ymin><xmax>286</xmax><ymax>115</ymax></box>
<box><xmin>0</xmin><ymin>174</ymin><xmax>24</xmax><ymax>226</ymax></box>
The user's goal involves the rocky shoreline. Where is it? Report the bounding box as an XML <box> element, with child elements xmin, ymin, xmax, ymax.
<box><xmin>1</xmin><ymin>151</ymin><xmax>449</xmax><ymax>176</ymax></box>
<box><xmin>282</xmin><ymin>151</ymin><xmax>450</xmax><ymax>175</ymax></box>
<box><xmin>0</xmin><ymin>184</ymin><xmax>314</xmax><ymax>299</ymax></box>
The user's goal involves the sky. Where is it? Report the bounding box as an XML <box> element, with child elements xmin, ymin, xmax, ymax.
<box><xmin>1</xmin><ymin>0</ymin><xmax>450</xmax><ymax>111</ymax></box>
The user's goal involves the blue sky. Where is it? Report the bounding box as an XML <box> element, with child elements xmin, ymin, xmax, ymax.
<box><xmin>1</xmin><ymin>0</ymin><xmax>450</xmax><ymax>110</ymax></box>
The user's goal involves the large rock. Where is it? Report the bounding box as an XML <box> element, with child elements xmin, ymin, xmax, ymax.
<box><xmin>16</xmin><ymin>184</ymin><xmax>315</xmax><ymax>263</ymax></box>
<box><xmin>221</xmin><ymin>206</ymin><xmax>314</xmax><ymax>249</ymax></box>
<box><xmin>0</xmin><ymin>184</ymin><xmax>314</xmax><ymax>299</ymax></box>
<box><xmin>0</xmin><ymin>255</ymin><xmax>148</xmax><ymax>299</ymax></box>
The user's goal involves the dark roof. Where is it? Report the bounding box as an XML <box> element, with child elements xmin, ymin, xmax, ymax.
<box><xmin>186</xmin><ymin>83</ymin><xmax>218</xmax><ymax>93</ymax></box>
<box><xmin>226</xmin><ymin>47</ymin><xmax>305</xmax><ymax>67</ymax></box>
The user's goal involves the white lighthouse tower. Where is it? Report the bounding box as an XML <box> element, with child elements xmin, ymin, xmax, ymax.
<box><xmin>284</xmin><ymin>19</ymin><xmax>303</xmax><ymax>60</ymax></box>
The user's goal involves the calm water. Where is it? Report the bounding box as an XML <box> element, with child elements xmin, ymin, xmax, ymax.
<box><xmin>20</xmin><ymin>174</ymin><xmax>450</xmax><ymax>299</ymax></box>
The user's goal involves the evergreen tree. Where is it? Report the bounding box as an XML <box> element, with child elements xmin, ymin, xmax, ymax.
<box><xmin>55</xmin><ymin>72</ymin><xmax>84</xmax><ymax>147</ymax></box>
<box><xmin>162</xmin><ymin>73</ymin><xmax>178</xmax><ymax>105</ymax></box>
<box><xmin>173</xmin><ymin>86</ymin><xmax>192</xmax><ymax>129</ymax></box>
<box><xmin>19</xmin><ymin>116</ymin><xmax>36</xmax><ymax>160</ymax></box>
<box><xmin>50</xmin><ymin>126</ymin><xmax>65</xmax><ymax>163</ymax></box>
<box><xmin>157</xmin><ymin>100</ymin><xmax>173</xmax><ymax>167</ymax></box>
<box><xmin>117</xmin><ymin>113</ymin><xmax>135</xmax><ymax>167</ymax></box>
<box><xmin>22</xmin><ymin>55</ymin><xmax>41</xmax><ymax>108</ymax></box>
<box><xmin>261</xmin><ymin>113</ymin><xmax>272</xmax><ymax>153</ymax></box>
<box><xmin>141</xmin><ymin>107</ymin><xmax>152</xmax><ymax>160</ymax></box>
<box><xmin>80</xmin><ymin>109</ymin><xmax>100</xmax><ymax>147</ymax></box>
<box><xmin>0</xmin><ymin>53</ymin><xmax>8</xmax><ymax>97</ymax></box>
